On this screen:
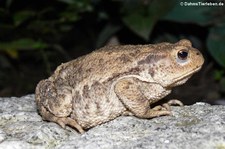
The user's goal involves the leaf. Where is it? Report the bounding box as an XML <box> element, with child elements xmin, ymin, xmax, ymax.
<box><xmin>6</xmin><ymin>50</ymin><xmax>19</xmax><ymax>59</ymax></box>
<box><xmin>0</xmin><ymin>38</ymin><xmax>48</xmax><ymax>50</ymax></box>
<box><xmin>0</xmin><ymin>39</ymin><xmax>48</xmax><ymax>58</ymax></box>
<box><xmin>0</xmin><ymin>38</ymin><xmax>47</xmax><ymax>50</ymax></box>
<box><xmin>57</xmin><ymin>0</ymin><xmax>75</xmax><ymax>4</ymax></box>
<box><xmin>6</xmin><ymin>0</ymin><xmax>13</xmax><ymax>9</ymax></box>
<box><xmin>122</xmin><ymin>0</ymin><xmax>176</xmax><ymax>40</ymax></box>
<box><xmin>57</xmin><ymin>0</ymin><xmax>93</xmax><ymax>12</ymax></box>
<box><xmin>96</xmin><ymin>23</ymin><xmax>121</xmax><ymax>48</ymax></box>
<box><xmin>59</xmin><ymin>11</ymin><xmax>79</xmax><ymax>22</ymax></box>
<box><xmin>163</xmin><ymin>0</ymin><xmax>220</xmax><ymax>26</ymax></box>
<box><xmin>207</xmin><ymin>24</ymin><xmax>225</xmax><ymax>68</ymax></box>
<box><xmin>59</xmin><ymin>0</ymin><xmax>93</xmax><ymax>22</ymax></box>
<box><xmin>13</xmin><ymin>11</ymin><xmax>36</xmax><ymax>26</ymax></box>
<box><xmin>123</xmin><ymin>12</ymin><xmax>155</xmax><ymax>41</ymax></box>
<box><xmin>213</xmin><ymin>70</ymin><xmax>224</xmax><ymax>80</ymax></box>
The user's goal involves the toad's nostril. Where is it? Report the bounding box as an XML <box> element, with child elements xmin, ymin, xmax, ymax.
<box><xmin>196</xmin><ymin>52</ymin><xmax>200</xmax><ymax>55</ymax></box>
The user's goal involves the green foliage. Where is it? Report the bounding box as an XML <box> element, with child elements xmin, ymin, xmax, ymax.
<box><xmin>13</xmin><ymin>10</ymin><xmax>36</xmax><ymax>26</ymax></box>
<box><xmin>207</xmin><ymin>24</ymin><xmax>225</xmax><ymax>68</ymax></box>
<box><xmin>164</xmin><ymin>0</ymin><xmax>215</xmax><ymax>25</ymax></box>
<box><xmin>96</xmin><ymin>23</ymin><xmax>121</xmax><ymax>48</ymax></box>
<box><xmin>213</xmin><ymin>70</ymin><xmax>224</xmax><ymax>81</ymax></box>
<box><xmin>122</xmin><ymin>0</ymin><xmax>175</xmax><ymax>40</ymax></box>
<box><xmin>58</xmin><ymin>0</ymin><xmax>93</xmax><ymax>22</ymax></box>
<box><xmin>0</xmin><ymin>39</ymin><xmax>47</xmax><ymax>58</ymax></box>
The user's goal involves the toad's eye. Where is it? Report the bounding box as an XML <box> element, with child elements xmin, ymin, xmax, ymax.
<box><xmin>177</xmin><ymin>49</ymin><xmax>188</xmax><ymax>60</ymax></box>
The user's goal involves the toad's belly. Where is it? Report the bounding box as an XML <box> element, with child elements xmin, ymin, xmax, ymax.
<box><xmin>71</xmin><ymin>95</ymin><xmax>126</xmax><ymax>129</ymax></box>
<box><xmin>70</xmin><ymin>82</ymin><xmax>126</xmax><ymax>129</ymax></box>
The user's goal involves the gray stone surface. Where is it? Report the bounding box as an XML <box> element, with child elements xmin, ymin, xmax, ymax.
<box><xmin>0</xmin><ymin>95</ymin><xmax>225</xmax><ymax>149</ymax></box>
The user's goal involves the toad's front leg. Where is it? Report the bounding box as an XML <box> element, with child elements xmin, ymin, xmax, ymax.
<box><xmin>114</xmin><ymin>77</ymin><xmax>171</xmax><ymax>118</ymax></box>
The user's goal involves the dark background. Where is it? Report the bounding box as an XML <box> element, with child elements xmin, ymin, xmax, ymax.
<box><xmin>0</xmin><ymin>0</ymin><xmax>224</xmax><ymax>105</ymax></box>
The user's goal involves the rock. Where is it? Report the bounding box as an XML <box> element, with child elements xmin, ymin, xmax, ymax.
<box><xmin>0</xmin><ymin>95</ymin><xmax>225</xmax><ymax>149</ymax></box>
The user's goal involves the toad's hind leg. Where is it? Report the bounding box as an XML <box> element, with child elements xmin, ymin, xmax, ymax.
<box><xmin>39</xmin><ymin>105</ymin><xmax>85</xmax><ymax>134</ymax></box>
<box><xmin>35</xmin><ymin>80</ymin><xmax>84</xmax><ymax>134</ymax></box>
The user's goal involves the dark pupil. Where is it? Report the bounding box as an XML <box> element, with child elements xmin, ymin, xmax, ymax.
<box><xmin>178</xmin><ymin>50</ymin><xmax>188</xmax><ymax>60</ymax></box>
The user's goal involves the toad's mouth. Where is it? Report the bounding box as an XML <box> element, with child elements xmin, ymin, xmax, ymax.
<box><xmin>168</xmin><ymin>65</ymin><xmax>202</xmax><ymax>88</ymax></box>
